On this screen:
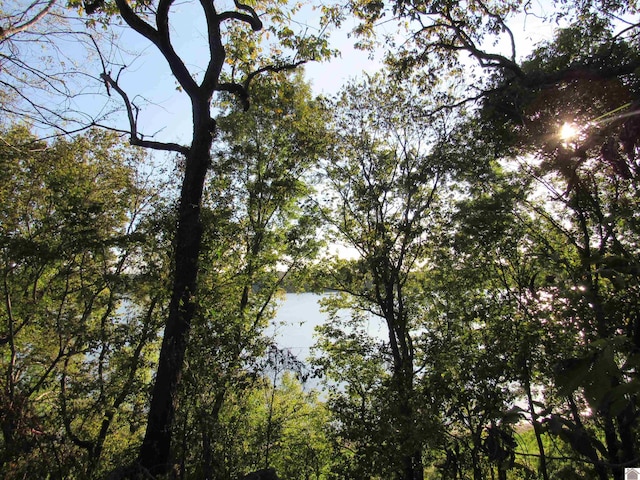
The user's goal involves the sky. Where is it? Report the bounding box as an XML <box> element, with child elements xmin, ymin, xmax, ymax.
<box><xmin>80</xmin><ymin>0</ymin><xmax>560</xmax><ymax>262</ymax></box>
<box><xmin>1</xmin><ymin>0</ymin><xmax>568</xmax><ymax>146</ymax></box>
<box><xmin>87</xmin><ymin>0</ymin><xmax>560</xmax><ymax>148</ymax></box>
<box><xmin>94</xmin><ymin>7</ymin><xmax>384</xmax><ymax>144</ymax></box>
<box><xmin>7</xmin><ymin>0</ymin><xmax>634</xmax><ymax>145</ymax></box>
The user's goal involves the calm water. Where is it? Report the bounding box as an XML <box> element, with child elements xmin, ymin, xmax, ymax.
<box><xmin>269</xmin><ymin>293</ymin><xmax>327</xmax><ymax>361</ymax></box>
<box><xmin>269</xmin><ymin>292</ymin><xmax>386</xmax><ymax>363</ymax></box>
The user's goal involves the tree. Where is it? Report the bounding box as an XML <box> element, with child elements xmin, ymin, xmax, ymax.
<box><xmin>478</xmin><ymin>22</ymin><xmax>640</xmax><ymax>478</ymax></box>
<box><xmin>0</xmin><ymin>126</ymin><xmax>165</xmax><ymax>478</ymax></box>
<box><xmin>169</xmin><ymin>71</ymin><xmax>328</xmax><ymax>479</ymax></box>
<box><xmin>0</xmin><ymin>0</ymin><xmax>116</xmax><ymax>133</ymax></box>
<box><xmin>82</xmin><ymin>0</ymin><xmax>333</xmax><ymax>474</ymax></box>
<box><xmin>333</xmin><ymin>0</ymin><xmax>640</xmax><ymax>129</ymax></box>
<box><xmin>420</xmin><ymin>164</ymin><xmax>562</xmax><ymax>479</ymax></box>
<box><xmin>203</xmin><ymin>369</ymin><xmax>330</xmax><ymax>480</ymax></box>
<box><xmin>418</xmin><ymin>19</ymin><xmax>640</xmax><ymax>477</ymax></box>
<box><xmin>0</xmin><ymin>0</ymin><xmax>57</xmax><ymax>40</ymax></box>
<box><xmin>337</xmin><ymin>4</ymin><xmax>640</xmax><ymax>476</ymax></box>
<box><xmin>313</xmin><ymin>306</ymin><xmax>396</xmax><ymax>479</ymax></box>
<box><xmin>315</xmin><ymin>73</ymin><xmax>466</xmax><ymax>480</ymax></box>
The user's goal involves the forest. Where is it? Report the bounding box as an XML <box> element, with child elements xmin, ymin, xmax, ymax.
<box><xmin>1</xmin><ymin>0</ymin><xmax>640</xmax><ymax>478</ymax></box>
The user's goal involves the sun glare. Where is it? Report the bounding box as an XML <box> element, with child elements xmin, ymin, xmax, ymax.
<box><xmin>559</xmin><ymin>122</ymin><xmax>579</xmax><ymax>141</ymax></box>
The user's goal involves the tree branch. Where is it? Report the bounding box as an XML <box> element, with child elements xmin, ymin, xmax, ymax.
<box><xmin>111</xmin><ymin>0</ymin><xmax>199</xmax><ymax>96</ymax></box>
<box><xmin>218</xmin><ymin>0</ymin><xmax>263</xmax><ymax>31</ymax></box>
<box><xmin>439</xmin><ymin>9</ymin><xmax>523</xmax><ymax>77</ymax></box>
<box><xmin>100</xmin><ymin>72</ymin><xmax>190</xmax><ymax>155</ymax></box>
<box><xmin>476</xmin><ymin>0</ymin><xmax>517</xmax><ymax>62</ymax></box>
<box><xmin>0</xmin><ymin>0</ymin><xmax>57</xmax><ymax>40</ymax></box>
<box><xmin>112</xmin><ymin>0</ymin><xmax>159</xmax><ymax>44</ymax></box>
<box><xmin>216</xmin><ymin>82</ymin><xmax>250</xmax><ymax>110</ymax></box>
<box><xmin>200</xmin><ymin>0</ymin><xmax>225</xmax><ymax>92</ymax></box>
<box><xmin>244</xmin><ymin>60</ymin><xmax>307</xmax><ymax>89</ymax></box>
<box><xmin>216</xmin><ymin>60</ymin><xmax>307</xmax><ymax>110</ymax></box>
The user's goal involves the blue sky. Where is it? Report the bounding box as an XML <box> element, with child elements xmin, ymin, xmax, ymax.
<box><xmin>4</xmin><ymin>0</ymin><xmax>565</xmax><ymax>148</ymax></box>
<box><xmin>80</xmin><ymin>2</ymin><xmax>381</xmax><ymax>146</ymax></box>
<box><xmin>92</xmin><ymin>1</ymin><xmax>558</xmax><ymax>147</ymax></box>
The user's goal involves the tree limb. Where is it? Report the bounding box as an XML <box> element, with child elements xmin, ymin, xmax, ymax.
<box><xmin>218</xmin><ymin>0</ymin><xmax>263</xmax><ymax>31</ymax></box>
<box><xmin>112</xmin><ymin>0</ymin><xmax>159</xmax><ymax>44</ymax></box>
<box><xmin>111</xmin><ymin>0</ymin><xmax>199</xmax><ymax>96</ymax></box>
<box><xmin>200</xmin><ymin>0</ymin><xmax>225</xmax><ymax>93</ymax></box>
<box><xmin>438</xmin><ymin>9</ymin><xmax>523</xmax><ymax>77</ymax></box>
<box><xmin>216</xmin><ymin>60</ymin><xmax>307</xmax><ymax>110</ymax></box>
<box><xmin>216</xmin><ymin>82</ymin><xmax>250</xmax><ymax>110</ymax></box>
<box><xmin>0</xmin><ymin>0</ymin><xmax>57</xmax><ymax>40</ymax></box>
<box><xmin>244</xmin><ymin>60</ymin><xmax>308</xmax><ymax>89</ymax></box>
<box><xmin>100</xmin><ymin>72</ymin><xmax>190</xmax><ymax>155</ymax></box>
<box><xmin>476</xmin><ymin>0</ymin><xmax>517</xmax><ymax>62</ymax></box>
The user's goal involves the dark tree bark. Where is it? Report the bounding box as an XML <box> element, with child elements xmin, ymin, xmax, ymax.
<box><xmin>137</xmin><ymin>121</ymin><xmax>213</xmax><ymax>473</ymax></box>
<box><xmin>96</xmin><ymin>0</ymin><xmax>264</xmax><ymax>474</ymax></box>
<box><xmin>374</xmin><ymin>266</ymin><xmax>423</xmax><ymax>480</ymax></box>
<box><xmin>94</xmin><ymin>0</ymin><xmax>322</xmax><ymax>473</ymax></box>
<box><xmin>241</xmin><ymin>468</ymin><xmax>281</xmax><ymax>480</ymax></box>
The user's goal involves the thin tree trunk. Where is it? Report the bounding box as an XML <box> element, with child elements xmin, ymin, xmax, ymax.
<box><xmin>522</xmin><ymin>362</ymin><xmax>549</xmax><ymax>480</ymax></box>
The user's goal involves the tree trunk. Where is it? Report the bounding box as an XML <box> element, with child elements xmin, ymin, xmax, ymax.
<box><xmin>138</xmin><ymin>118</ymin><xmax>212</xmax><ymax>475</ymax></box>
<box><xmin>400</xmin><ymin>449</ymin><xmax>424</xmax><ymax>480</ymax></box>
<box><xmin>378</xmin><ymin>277</ymin><xmax>423</xmax><ymax>480</ymax></box>
<box><xmin>398</xmin><ymin>396</ymin><xmax>423</xmax><ymax>480</ymax></box>
<box><xmin>567</xmin><ymin>396</ymin><xmax>609</xmax><ymax>480</ymax></box>
<box><xmin>394</xmin><ymin>356</ymin><xmax>423</xmax><ymax>480</ymax></box>
<box><xmin>522</xmin><ymin>361</ymin><xmax>549</xmax><ymax>480</ymax></box>
<box><xmin>471</xmin><ymin>445</ymin><xmax>482</xmax><ymax>480</ymax></box>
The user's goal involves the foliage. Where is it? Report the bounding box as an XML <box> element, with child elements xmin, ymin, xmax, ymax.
<box><xmin>312</xmin><ymin>73</ymin><xmax>473</xmax><ymax>480</ymax></box>
<box><xmin>311</xmin><ymin>13</ymin><xmax>640</xmax><ymax>477</ymax></box>
<box><xmin>204</xmin><ymin>371</ymin><xmax>331</xmax><ymax>480</ymax></box>
<box><xmin>448</xmin><ymin>18</ymin><xmax>640</xmax><ymax>478</ymax></box>
<box><xmin>59</xmin><ymin>0</ymin><xmax>339</xmax><ymax>472</ymax></box>
<box><xmin>3</xmin><ymin>0</ymin><xmax>640</xmax><ymax>478</ymax></box>
<box><xmin>0</xmin><ymin>126</ymin><xmax>167</xmax><ymax>479</ymax></box>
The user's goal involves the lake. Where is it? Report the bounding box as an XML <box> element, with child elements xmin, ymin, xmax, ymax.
<box><xmin>268</xmin><ymin>292</ymin><xmax>327</xmax><ymax>361</ymax></box>
<box><xmin>269</xmin><ymin>292</ymin><xmax>386</xmax><ymax>363</ymax></box>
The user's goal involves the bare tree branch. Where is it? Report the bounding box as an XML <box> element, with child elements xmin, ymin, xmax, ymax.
<box><xmin>101</xmin><ymin>71</ymin><xmax>190</xmax><ymax>155</ymax></box>
<box><xmin>0</xmin><ymin>0</ymin><xmax>57</xmax><ymax>41</ymax></box>
<box><xmin>200</xmin><ymin>0</ymin><xmax>225</xmax><ymax>92</ymax></box>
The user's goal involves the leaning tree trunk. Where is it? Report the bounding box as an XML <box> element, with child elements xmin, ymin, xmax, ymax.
<box><xmin>138</xmin><ymin>117</ymin><xmax>213</xmax><ymax>475</ymax></box>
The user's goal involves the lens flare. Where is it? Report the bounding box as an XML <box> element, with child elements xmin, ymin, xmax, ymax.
<box><xmin>559</xmin><ymin>122</ymin><xmax>579</xmax><ymax>141</ymax></box>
